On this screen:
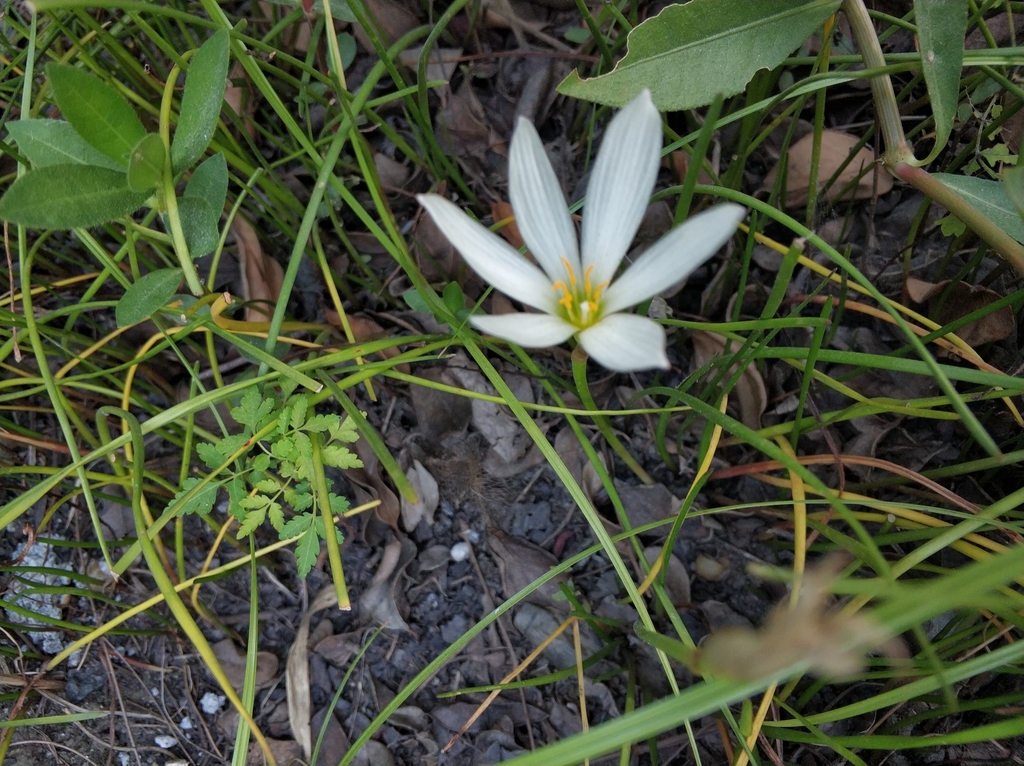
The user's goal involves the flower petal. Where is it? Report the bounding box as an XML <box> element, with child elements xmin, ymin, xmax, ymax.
<box><xmin>418</xmin><ymin>194</ymin><xmax>557</xmax><ymax>313</ymax></box>
<box><xmin>470</xmin><ymin>312</ymin><xmax>576</xmax><ymax>347</ymax></box>
<box><xmin>578</xmin><ymin>313</ymin><xmax>669</xmax><ymax>372</ymax></box>
<box><xmin>580</xmin><ymin>90</ymin><xmax>662</xmax><ymax>287</ymax></box>
<box><xmin>509</xmin><ymin>118</ymin><xmax>580</xmax><ymax>282</ymax></box>
<box><xmin>602</xmin><ymin>203</ymin><xmax>746</xmax><ymax>314</ymax></box>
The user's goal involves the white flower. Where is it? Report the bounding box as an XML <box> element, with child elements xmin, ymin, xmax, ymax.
<box><xmin>417</xmin><ymin>90</ymin><xmax>746</xmax><ymax>372</ymax></box>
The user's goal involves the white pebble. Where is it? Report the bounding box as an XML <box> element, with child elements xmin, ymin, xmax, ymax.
<box><xmin>118</xmin><ymin>753</ymin><xmax>129</xmax><ymax>766</ymax></box>
<box><xmin>178</xmin><ymin>716</ymin><xmax>192</xmax><ymax>730</ymax></box>
<box><xmin>200</xmin><ymin>692</ymin><xmax>226</xmax><ymax>715</ymax></box>
<box><xmin>450</xmin><ymin>542</ymin><xmax>471</xmax><ymax>562</ymax></box>
<box><xmin>154</xmin><ymin>734</ymin><xmax>177</xmax><ymax>749</ymax></box>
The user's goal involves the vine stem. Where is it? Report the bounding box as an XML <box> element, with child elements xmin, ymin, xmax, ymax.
<box><xmin>571</xmin><ymin>346</ymin><xmax>654</xmax><ymax>485</ymax></box>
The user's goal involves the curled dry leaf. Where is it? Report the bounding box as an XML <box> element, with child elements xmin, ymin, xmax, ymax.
<box><xmin>397</xmin><ymin>46</ymin><xmax>463</xmax><ymax>83</ymax></box>
<box><xmin>554</xmin><ymin>427</ymin><xmax>604</xmax><ymax>504</ymax></box>
<box><xmin>487</xmin><ymin>529</ymin><xmax>568</xmax><ymax>611</ymax></box>
<box><xmin>762</xmin><ymin>129</ymin><xmax>893</xmax><ymax>208</ymax></box>
<box><xmin>359</xmin><ymin>536</ymin><xmax>416</xmax><ymax>630</ymax></box>
<box><xmin>905</xmin><ymin>277</ymin><xmax>1015</xmax><ymax>348</ymax></box>
<box><xmin>695</xmin><ymin>556</ymin><xmax>907</xmax><ymax>681</ymax></box>
<box><xmin>490</xmin><ymin>200</ymin><xmax>525</xmax><ymax>250</ymax></box>
<box><xmin>344</xmin><ymin>436</ymin><xmax>401</xmax><ymax>530</ymax></box>
<box><xmin>400</xmin><ymin>459</ymin><xmax>439</xmax><ymax>531</ymax></box>
<box><xmin>690</xmin><ymin>331</ymin><xmax>767</xmax><ymax>430</ymax></box>
<box><xmin>232</xmin><ymin>215</ymin><xmax>283</xmax><ymax>323</ymax></box>
<box><xmin>286</xmin><ymin>587</ymin><xmax>340</xmax><ymax>760</ymax></box>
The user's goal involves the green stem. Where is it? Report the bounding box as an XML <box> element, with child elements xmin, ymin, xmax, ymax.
<box><xmin>571</xmin><ymin>346</ymin><xmax>654</xmax><ymax>485</ymax></box>
<box><xmin>158</xmin><ymin>60</ymin><xmax>203</xmax><ymax>296</ymax></box>
<box><xmin>895</xmin><ymin>162</ymin><xmax>1024</xmax><ymax>275</ymax></box>
<box><xmin>310</xmin><ymin>432</ymin><xmax>350</xmax><ymax>609</ymax></box>
<box><xmin>842</xmin><ymin>0</ymin><xmax>917</xmax><ymax>166</ymax></box>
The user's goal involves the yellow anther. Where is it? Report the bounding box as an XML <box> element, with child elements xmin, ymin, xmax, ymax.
<box><xmin>583</xmin><ymin>264</ymin><xmax>594</xmax><ymax>295</ymax></box>
<box><xmin>560</xmin><ymin>257</ymin><xmax>577</xmax><ymax>287</ymax></box>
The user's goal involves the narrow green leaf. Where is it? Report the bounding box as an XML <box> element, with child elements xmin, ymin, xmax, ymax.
<box><xmin>115</xmin><ymin>268</ymin><xmax>183</xmax><ymax>327</ymax></box>
<box><xmin>557</xmin><ymin>0</ymin><xmax>842</xmax><ymax>109</ymax></box>
<box><xmin>46</xmin><ymin>63</ymin><xmax>146</xmax><ymax>165</ymax></box>
<box><xmin>0</xmin><ymin>165</ymin><xmax>148</xmax><ymax>229</ymax></box>
<box><xmin>172</xmin><ymin>29</ymin><xmax>230</xmax><ymax>172</ymax></box>
<box><xmin>127</xmin><ymin>133</ymin><xmax>166</xmax><ymax>192</ymax></box>
<box><xmin>915</xmin><ymin>0</ymin><xmax>968</xmax><ymax>163</ymax></box>
<box><xmin>6</xmin><ymin>119</ymin><xmax>125</xmax><ymax>170</ymax></box>
<box><xmin>932</xmin><ymin>173</ymin><xmax>1024</xmax><ymax>244</ymax></box>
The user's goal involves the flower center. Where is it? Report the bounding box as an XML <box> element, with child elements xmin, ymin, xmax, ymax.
<box><xmin>551</xmin><ymin>257</ymin><xmax>609</xmax><ymax>330</ymax></box>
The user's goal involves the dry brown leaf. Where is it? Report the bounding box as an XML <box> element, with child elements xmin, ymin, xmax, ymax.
<box><xmin>323</xmin><ymin>313</ymin><xmax>409</xmax><ymax>373</ymax></box>
<box><xmin>353</xmin><ymin>0</ymin><xmax>419</xmax><ymax>48</ymax></box>
<box><xmin>490</xmin><ymin>200</ymin><xmax>525</xmax><ymax>250</ymax></box>
<box><xmin>690</xmin><ymin>331</ymin><xmax>767</xmax><ymax>430</ymax></box>
<box><xmin>905</xmin><ymin>278</ymin><xmax>1015</xmax><ymax>348</ymax></box>
<box><xmin>224</xmin><ymin>61</ymin><xmax>256</xmax><ymax>141</ymax></box>
<box><xmin>373</xmin><ymin>152</ymin><xmax>411</xmax><ymax>189</ymax></box>
<box><xmin>211</xmin><ymin>638</ymin><xmax>279</xmax><ymax>694</ymax></box>
<box><xmin>232</xmin><ymin>216</ymin><xmax>283</xmax><ymax>323</ymax></box>
<box><xmin>643</xmin><ymin>546</ymin><xmax>691</xmax><ymax>606</ymax></box>
<box><xmin>397</xmin><ymin>46</ymin><xmax>463</xmax><ymax>82</ymax></box>
<box><xmin>400</xmin><ymin>459</ymin><xmax>439</xmax><ymax>531</ymax></box>
<box><xmin>286</xmin><ymin>586</ymin><xmax>339</xmax><ymax>760</ymax></box>
<box><xmin>762</xmin><ymin>129</ymin><xmax>893</xmax><ymax>208</ymax></box>
<box><xmin>359</xmin><ymin>536</ymin><xmax>416</xmax><ymax>630</ymax></box>
<box><xmin>487</xmin><ymin>529</ymin><xmax>568</xmax><ymax>611</ymax></box>
<box><xmin>554</xmin><ymin>426</ymin><xmax>604</xmax><ymax>504</ymax></box>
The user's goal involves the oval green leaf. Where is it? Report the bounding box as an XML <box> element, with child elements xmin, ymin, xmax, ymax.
<box><xmin>0</xmin><ymin>165</ymin><xmax>148</xmax><ymax>229</ymax></box>
<box><xmin>915</xmin><ymin>0</ymin><xmax>967</xmax><ymax>164</ymax></box>
<box><xmin>558</xmin><ymin>0</ymin><xmax>842</xmax><ymax>109</ymax></box>
<box><xmin>184</xmin><ymin>152</ymin><xmax>228</xmax><ymax>210</ymax></box>
<box><xmin>46</xmin><ymin>63</ymin><xmax>147</xmax><ymax>166</ymax></box>
<box><xmin>127</xmin><ymin>133</ymin><xmax>166</xmax><ymax>192</ymax></box>
<box><xmin>177</xmin><ymin>196</ymin><xmax>220</xmax><ymax>258</ymax></box>
<box><xmin>933</xmin><ymin>173</ymin><xmax>1024</xmax><ymax>244</ymax></box>
<box><xmin>6</xmin><ymin>119</ymin><xmax>126</xmax><ymax>170</ymax></box>
<box><xmin>116</xmin><ymin>268</ymin><xmax>183</xmax><ymax>327</ymax></box>
<box><xmin>172</xmin><ymin>29</ymin><xmax>230</xmax><ymax>173</ymax></box>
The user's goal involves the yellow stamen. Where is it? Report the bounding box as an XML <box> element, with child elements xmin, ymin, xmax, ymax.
<box><xmin>561</xmin><ymin>257</ymin><xmax>577</xmax><ymax>287</ymax></box>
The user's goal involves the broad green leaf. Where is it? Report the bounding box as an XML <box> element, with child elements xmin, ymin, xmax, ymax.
<box><xmin>172</xmin><ymin>30</ymin><xmax>230</xmax><ymax>172</ymax></box>
<box><xmin>558</xmin><ymin>0</ymin><xmax>842</xmax><ymax>109</ymax></box>
<box><xmin>127</xmin><ymin>133</ymin><xmax>166</xmax><ymax>192</ymax></box>
<box><xmin>932</xmin><ymin>173</ymin><xmax>1024</xmax><ymax>244</ymax></box>
<box><xmin>0</xmin><ymin>165</ymin><xmax>148</xmax><ymax>229</ymax></box>
<box><xmin>6</xmin><ymin>119</ymin><xmax>125</xmax><ymax>170</ymax></box>
<box><xmin>266</xmin><ymin>0</ymin><xmax>356</xmax><ymax>22</ymax></box>
<box><xmin>337</xmin><ymin>32</ymin><xmax>357</xmax><ymax>69</ymax></box>
<box><xmin>1002</xmin><ymin>166</ymin><xmax>1024</xmax><ymax>220</ymax></box>
<box><xmin>915</xmin><ymin>0</ymin><xmax>967</xmax><ymax>164</ymax></box>
<box><xmin>184</xmin><ymin>152</ymin><xmax>228</xmax><ymax>209</ymax></box>
<box><xmin>46</xmin><ymin>63</ymin><xmax>146</xmax><ymax>165</ymax></box>
<box><xmin>177</xmin><ymin>196</ymin><xmax>220</xmax><ymax>258</ymax></box>
<box><xmin>172</xmin><ymin>477</ymin><xmax>218</xmax><ymax>517</ymax></box>
<box><xmin>115</xmin><ymin>268</ymin><xmax>183</xmax><ymax>327</ymax></box>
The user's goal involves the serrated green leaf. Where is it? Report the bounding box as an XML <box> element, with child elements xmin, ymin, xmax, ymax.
<box><xmin>268</xmin><ymin>502</ymin><xmax>285</xmax><ymax>531</ymax></box>
<box><xmin>172</xmin><ymin>30</ymin><xmax>230</xmax><ymax>172</ymax></box>
<box><xmin>218</xmin><ymin>432</ymin><xmax>250</xmax><ymax>457</ymax></box>
<box><xmin>6</xmin><ymin>119</ymin><xmax>126</xmax><ymax>170</ymax></box>
<box><xmin>321</xmin><ymin>444</ymin><xmax>361</xmax><ymax>470</ymax></box>
<box><xmin>231</xmin><ymin>386</ymin><xmax>275</xmax><ymax>430</ymax></box>
<box><xmin>227</xmin><ymin>475</ymin><xmax>247</xmax><ymax>521</ymax></box>
<box><xmin>932</xmin><ymin>173</ymin><xmax>1024</xmax><ymax>244</ymax></box>
<box><xmin>0</xmin><ymin>165</ymin><xmax>147</xmax><ymax>229</ymax></box>
<box><xmin>254</xmin><ymin>478</ymin><xmax>280</xmax><ymax>493</ymax></box>
<box><xmin>46</xmin><ymin>63</ymin><xmax>147</xmax><ymax>165</ymax></box>
<box><xmin>127</xmin><ymin>133</ymin><xmax>165</xmax><ymax>192</ymax></box>
<box><xmin>251</xmin><ymin>452</ymin><xmax>272</xmax><ymax>475</ymax></box>
<box><xmin>289</xmin><ymin>395</ymin><xmax>309</xmax><ymax>430</ymax></box>
<box><xmin>292</xmin><ymin>432</ymin><xmax>314</xmax><ymax>479</ymax></box>
<box><xmin>303</xmin><ymin>413</ymin><xmax>340</xmax><ymax>433</ymax></box>
<box><xmin>915</xmin><ymin>0</ymin><xmax>967</xmax><ymax>164</ymax></box>
<box><xmin>172</xmin><ymin>477</ymin><xmax>218</xmax><ymax>517</ymax></box>
<box><xmin>177</xmin><ymin>196</ymin><xmax>220</xmax><ymax>259</ymax></box>
<box><xmin>196</xmin><ymin>441</ymin><xmax>223</xmax><ymax>469</ymax></box>
<box><xmin>240</xmin><ymin>494</ymin><xmax>271</xmax><ymax>509</ymax></box>
<box><xmin>272</xmin><ymin>435</ymin><xmax>297</xmax><ymax>462</ymax></box>
<box><xmin>557</xmin><ymin>0</ymin><xmax>842</xmax><ymax>109</ymax></box>
<box><xmin>329</xmin><ymin>417</ymin><xmax>360</xmax><ymax>443</ymax></box>
<box><xmin>115</xmin><ymin>268</ymin><xmax>182</xmax><ymax>328</ymax></box>
<box><xmin>293</xmin><ymin>524</ymin><xmax>320</xmax><ymax>577</ymax></box>
<box><xmin>328</xmin><ymin>493</ymin><xmax>350</xmax><ymax>516</ymax></box>
<box><xmin>285</xmin><ymin>488</ymin><xmax>313</xmax><ymax>512</ymax></box>
<box><xmin>237</xmin><ymin>504</ymin><xmax>266</xmax><ymax>537</ymax></box>
<box><xmin>280</xmin><ymin>511</ymin><xmax>314</xmax><ymax>539</ymax></box>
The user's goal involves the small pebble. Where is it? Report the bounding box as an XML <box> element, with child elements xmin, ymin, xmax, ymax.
<box><xmin>154</xmin><ymin>735</ymin><xmax>178</xmax><ymax>749</ymax></box>
<box><xmin>450</xmin><ymin>542</ymin><xmax>471</xmax><ymax>562</ymax></box>
<box><xmin>200</xmin><ymin>692</ymin><xmax>226</xmax><ymax>714</ymax></box>
<box><xmin>118</xmin><ymin>753</ymin><xmax>129</xmax><ymax>766</ymax></box>
<box><xmin>695</xmin><ymin>554</ymin><xmax>728</xmax><ymax>581</ymax></box>
<box><xmin>179</xmin><ymin>716</ymin><xmax>192</xmax><ymax>730</ymax></box>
